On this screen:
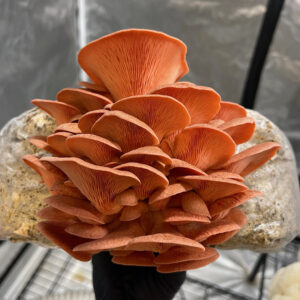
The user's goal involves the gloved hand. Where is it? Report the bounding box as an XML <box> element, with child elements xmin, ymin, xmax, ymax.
<box><xmin>92</xmin><ymin>252</ymin><xmax>186</xmax><ymax>300</ymax></box>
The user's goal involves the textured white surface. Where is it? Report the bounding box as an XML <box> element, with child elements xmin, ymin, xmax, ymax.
<box><xmin>221</xmin><ymin>109</ymin><xmax>300</xmax><ymax>251</ymax></box>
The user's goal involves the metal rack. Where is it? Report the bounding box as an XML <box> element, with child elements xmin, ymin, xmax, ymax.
<box><xmin>17</xmin><ymin>248</ymin><xmax>93</xmax><ymax>300</ymax></box>
<box><xmin>0</xmin><ymin>238</ymin><xmax>298</xmax><ymax>299</ymax></box>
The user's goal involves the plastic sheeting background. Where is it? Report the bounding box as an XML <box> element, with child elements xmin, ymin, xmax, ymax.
<box><xmin>0</xmin><ymin>0</ymin><xmax>78</xmax><ymax>128</ymax></box>
<box><xmin>0</xmin><ymin>0</ymin><xmax>299</xmax><ymax>171</ymax></box>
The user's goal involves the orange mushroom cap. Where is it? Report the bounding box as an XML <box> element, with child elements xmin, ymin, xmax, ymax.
<box><xmin>213</xmin><ymin>101</ymin><xmax>247</xmax><ymax>122</ymax></box>
<box><xmin>57</xmin><ymin>88</ymin><xmax>112</xmax><ymax>113</ymax></box>
<box><xmin>78</xmin><ymin>29</ymin><xmax>189</xmax><ymax>100</ymax></box>
<box><xmin>120</xmin><ymin>146</ymin><xmax>172</xmax><ymax>165</ymax></box>
<box><xmin>92</xmin><ymin>110</ymin><xmax>159</xmax><ymax>152</ymax></box>
<box><xmin>66</xmin><ymin>134</ymin><xmax>121</xmax><ymax>165</ymax></box>
<box><xmin>111</xmin><ymin>94</ymin><xmax>191</xmax><ymax>140</ymax></box>
<box><xmin>217</xmin><ymin>142</ymin><xmax>281</xmax><ymax>176</ymax></box>
<box><xmin>41</xmin><ymin>157</ymin><xmax>140</xmax><ymax>215</ymax></box>
<box><xmin>32</xmin><ymin>99</ymin><xmax>81</xmax><ymax>125</ymax></box>
<box><xmin>78</xmin><ymin>109</ymin><xmax>106</xmax><ymax>133</ymax></box>
<box><xmin>77</xmin><ymin>80</ymin><xmax>107</xmax><ymax>92</ymax></box>
<box><xmin>37</xmin><ymin>221</ymin><xmax>92</xmax><ymax>261</ymax></box>
<box><xmin>219</xmin><ymin>117</ymin><xmax>255</xmax><ymax>144</ymax></box>
<box><xmin>116</xmin><ymin>162</ymin><xmax>168</xmax><ymax>200</ymax></box>
<box><xmin>179</xmin><ymin>175</ymin><xmax>248</xmax><ymax>202</ymax></box>
<box><xmin>29</xmin><ymin>136</ymin><xmax>61</xmax><ymax>156</ymax></box>
<box><xmin>151</xmin><ymin>83</ymin><xmax>221</xmax><ymax>124</ymax></box>
<box><xmin>173</xmin><ymin>125</ymin><xmax>236</xmax><ymax>170</ymax></box>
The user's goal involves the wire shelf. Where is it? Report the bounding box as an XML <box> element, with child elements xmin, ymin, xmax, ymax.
<box><xmin>14</xmin><ymin>239</ymin><xmax>299</xmax><ymax>300</ymax></box>
<box><xmin>17</xmin><ymin>249</ymin><xmax>93</xmax><ymax>300</ymax></box>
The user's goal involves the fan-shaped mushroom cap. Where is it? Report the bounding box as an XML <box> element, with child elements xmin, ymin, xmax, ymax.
<box><xmin>78</xmin><ymin>29</ymin><xmax>189</xmax><ymax>100</ymax></box>
<box><xmin>37</xmin><ymin>221</ymin><xmax>92</xmax><ymax>261</ymax></box>
<box><xmin>163</xmin><ymin>208</ymin><xmax>210</xmax><ymax>225</ymax></box>
<box><xmin>73</xmin><ymin>221</ymin><xmax>145</xmax><ymax>252</ymax></box>
<box><xmin>219</xmin><ymin>117</ymin><xmax>255</xmax><ymax>144</ymax></box>
<box><xmin>120</xmin><ymin>202</ymin><xmax>148</xmax><ymax>221</ymax></box>
<box><xmin>78</xmin><ymin>110</ymin><xmax>106</xmax><ymax>133</ymax></box>
<box><xmin>49</xmin><ymin>181</ymin><xmax>84</xmax><ymax>198</ymax></box>
<box><xmin>125</xmin><ymin>233</ymin><xmax>204</xmax><ymax>253</ymax></box>
<box><xmin>65</xmin><ymin>223</ymin><xmax>108</xmax><ymax>239</ymax></box>
<box><xmin>111</xmin><ymin>95</ymin><xmax>190</xmax><ymax>140</ymax></box>
<box><xmin>114</xmin><ymin>189</ymin><xmax>138</xmax><ymax>207</ymax></box>
<box><xmin>218</xmin><ymin>142</ymin><xmax>281</xmax><ymax>176</ymax></box>
<box><xmin>112</xmin><ymin>251</ymin><xmax>155</xmax><ymax>266</ymax></box>
<box><xmin>78</xmin><ymin>80</ymin><xmax>107</xmax><ymax>92</ymax></box>
<box><xmin>37</xmin><ymin>206</ymin><xmax>75</xmax><ymax>221</ymax></box>
<box><xmin>209</xmin><ymin>190</ymin><xmax>262</xmax><ymax>217</ymax></box>
<box><xmin>44</xmin><ymin>195</ymin><xmax>108</xmax><ymax>224</ymax></box>
<box><xmin>213</xmin><ymin>101</ymin><xmax>247</xmax><ymax>122</ymax></box>
<box><xmin>203</xmin><ymin>229</ymin><xmax>239</xmax><ymax>246</ymax></box>
<box><xmin>55</xmin><ymin>123</ymin><xmax>81</xmax><ymax>134</ymax></box>
<box><xmin>23</xmin><ymin>155</ymin><xmax>66</xmax><ymax>189</ymax></box>
<box><xmin>47</xmin><ymin>132</ymin><xmax>74</xmax><ymax>156</ymax></box>
<box><xmin>42</xmin><ymin>157</ymin><xmax>140</xmax><ymax>215</ymax></box>
<box><xmin>150</xmin><ymin>212</ymin><xmax>184</xmax><ymax>236</ymax></box>
<box><xmin>66</xmin><ymin>134</ymin><xmax>121</xmax><ymax>165</ymax></box>
<box><xmin>92</xmin><ymin>111</ymin><xmax>159</xmax><ymax>153</ymax></box>
<box><xmin>151</xmin><ymin>161</ymin><xmax>169</xmax><ymax>176</ymax></box>
<box><xmin>179</xmin><ymin>175</ymin><xmax>248</xmax><ymax>202</ymax></box>
<box><xmin>149</xmin><ymin>183</ymin><xmax>192</xmax><ymax>205</ymax></box>
<box><xmin>57</xmin><ymin>88</ymin><xmax>112</xmax><ymax>113</ymax></box>
<box><xmin>178</xmin><ymin>208</ymin><xmax>246</xmax><ymax>241</ymax></box>
<box><xmin>167</xmin><ymin>159</ymin><xmax>206</xmax><ymax>177</ymax></box>
<box><xmin>203</xmin><ymin>208</ymin><xmax>247</xmax><ymax>245</ymax></box>
<box><xmin>228</xmin><ymin>208</ymin><xmax>248</xmax><ymax>227</ymax></box>
<box><xmin>173</xmin><ymin>125</ymin><xmax>236</xmax><ymax>170</ymax></box>
<box><xmin>121</xmin><ymin>146</ymin><xmax>172</xmax><ymax>165</ymax></box>
<box><xmin>151</xmin><ymin>84</ymin><xmax>220</xmax><ymax>124</ymax></box>
<box><xmin>175</xmin><ymin>191</ymin><xmax>210</xmax><ymax>217</ymax></box>
<box><xmin>154</xmin><ymin>246</ymin><xmax>217</xmax><ymax>265</ymax></box>
<box><xmin>32</xmin><ymin>99</ymin><xmax>81</xmax><ymax>125</ymax></box>
<box><xmin>29</xmin><ymin>136</ymin><xmax>61</xmax><ymax>156</ymax></box>
<box><xmin>156</xmin><ymin>252</ymin><xmax>219</xmax><ymax>273</ymax></box>
<box><xmin>208</xmin><ymin>171</ymin><xmax>244</xmax><ymax>182</ymax></box>
<box><xmin>116</xmin><ymin>162</ymin><xmax>168</xmax><ymax>200</ymax></box>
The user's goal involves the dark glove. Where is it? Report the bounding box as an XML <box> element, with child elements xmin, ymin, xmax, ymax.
<box><xmin>92</xmin><ymin>252</ymin><xmax>186</xmax><ymax>300</ymax></box>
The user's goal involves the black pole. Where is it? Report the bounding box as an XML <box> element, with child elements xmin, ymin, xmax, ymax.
<box><xmin>258</xmin><ymin>254</ymin><xmax>267</xmax><ymax>300</ymax></box>
<box><xmin>241</xmin><ymin>0</ymin><xmax>285</xmax><ymax>109</ymax></box>
<box><xmin>248</xmin><ymin>253</ymin><xmax>268</xmax><ymax>283</ymax></box>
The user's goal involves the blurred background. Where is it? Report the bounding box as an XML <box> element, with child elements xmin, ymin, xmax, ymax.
<box><xmin>0</xmin><ymin>0</ymin><xmax>299</xmax><ymax>299</ymax></box>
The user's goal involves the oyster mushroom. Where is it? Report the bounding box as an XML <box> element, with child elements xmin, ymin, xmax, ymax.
<box><xmin>23</xmin><ymin>29</ymin><xmax>280</xmax><ymax>272</ymax></box>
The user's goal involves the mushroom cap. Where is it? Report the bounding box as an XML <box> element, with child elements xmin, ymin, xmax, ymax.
<box><xmin>57</xmin><ymin>88</ymin><xmax>111</xmax><ymax>113</ymax></box>
<box><xmin>42</xmin><ymin>157</ymin><xmax>140</xmax><ymax>215</ymax></box>
<box><xmin>111</xmin><ymin>94</ymin><xmax>190</xmax><ymax>140</ymax></box>
<box><xmin>151</xmin><ymin>83</ymin><xmax>221</xmax><ymax>124</ymax></box>
<box><xmin>173</xmin><ymin>125</ymin><xmax>236</xmax><ymax>170</ymax></box>
<box><xmin>78</xmin><ymin>29</ymin><xmax>189</xmax><ymax>100</ymax></box>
